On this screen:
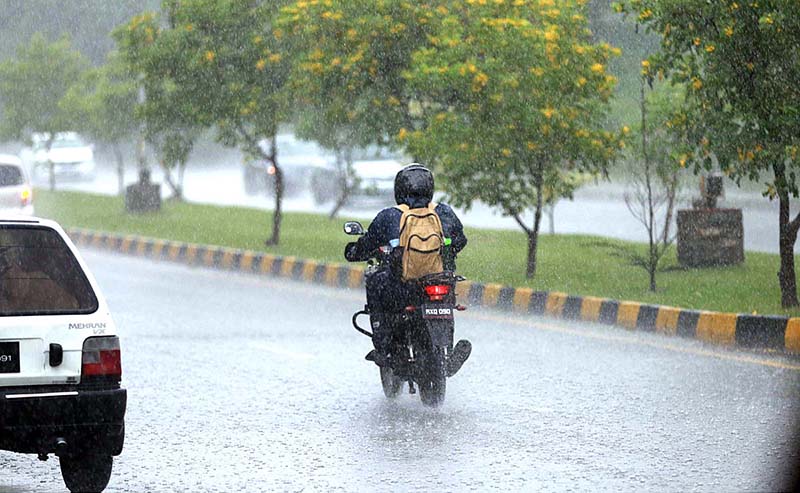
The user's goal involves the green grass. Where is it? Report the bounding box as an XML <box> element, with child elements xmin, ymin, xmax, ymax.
<box><xmin>34</xmin><ymin>189</ymin><xmax>799</xmax><ymax>317</ymax></box>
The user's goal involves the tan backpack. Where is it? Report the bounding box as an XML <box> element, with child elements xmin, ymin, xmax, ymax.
<box><xmin>395</xmin><ymin>202</ymin><xmax>444</xmax><ymax>281</ymax></box>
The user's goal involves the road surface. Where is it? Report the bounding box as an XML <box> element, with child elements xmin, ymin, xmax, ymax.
<box><xmin>1</xmin><ymin>250</ymin><xmax>798</xmax><ymax>491</ymax></box>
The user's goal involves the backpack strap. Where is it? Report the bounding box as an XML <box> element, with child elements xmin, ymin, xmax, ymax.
<box><xmin>395</xmin><ymin>204</ymin><xmax>410</xmax><ymax>213</ymax></box>
<box><xmin>428</xmin><ymin>202</ymin><xmax>438</xmax><ymax>210</ymax></box>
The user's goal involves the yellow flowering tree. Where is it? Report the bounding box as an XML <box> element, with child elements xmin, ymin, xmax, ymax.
<box><xmin>117</xmin><ymin>0</ymin><xmax>292</xmax><ymax>244</ymax></box>
<box><xmin>278</xmin><ymin>0</ymin><xmax>432</xmax><ymax>157</ymax></box>
<box><xmin>406</xmin><ymin>0</ymin><xmax>624</xmax><ymax>279</ymax></box>
<box><xmin>618</xmin><ymin>0</ymin><xmax>800</xmax><ymax>307</ymax></box>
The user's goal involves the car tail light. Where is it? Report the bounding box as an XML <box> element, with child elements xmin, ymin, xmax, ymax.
<box><xmin>20</xmin><ymin>187</ymin><xmax>31</xmax><ymax>206</ymax></box>
<box><xmin>425</xmin><ymin>285</ymin><xmax>450</xmax><ymax>301</ymax></box>
<box><xmin>82</xmin><ymin>336</ymin><xmax>122</xmax><ymax>382</ymax></box>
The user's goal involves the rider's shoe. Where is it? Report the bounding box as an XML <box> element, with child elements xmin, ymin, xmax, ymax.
<box><xmin>446</xmin><ymin>339</ymin><xmax>472</xmax><ymax>377</ymax></box>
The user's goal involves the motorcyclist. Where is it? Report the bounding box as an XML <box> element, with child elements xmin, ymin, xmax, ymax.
<box><xmin>344</xmin><ymin>163</ymin><xmax>468</xmax><ymax>366</ymax></box>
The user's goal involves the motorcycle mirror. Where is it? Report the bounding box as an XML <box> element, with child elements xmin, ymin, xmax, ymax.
<box><xmin>343</xmin><ymin>221</ymin><xmax>365</xmax><ymax>235</ymax></box>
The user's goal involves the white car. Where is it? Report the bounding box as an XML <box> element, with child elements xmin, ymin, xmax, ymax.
<box><xmin>0</xmin><ymin>217</ymin><xmax>126</xmax><ymax>492</ymax></box>
<box><xmin>0</xmin><ymin>154</ymin><xmax>34</xmax><ymax>215</ymax></box>
<box><xmin>311</xmin><ymin>146</ymin><xmax>405</xmax><ymax>205</ymax></box>
<box><xmin>243</xmin><ymin>133</ymin><xmax>335</xmax><ymax>196</ymax></box>
<box><xmin>22</xmin><ymin>132</ymin><xmax>96</xmax><ymax>183</ymax></box>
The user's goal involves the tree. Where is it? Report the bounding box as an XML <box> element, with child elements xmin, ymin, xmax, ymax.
<box><xmin>62</xmin><ymin>52</ymin><xmax>139</xmax><ymax>194</ymax></box>
<box><xmin>279</xmin><ymin>0</ymin><xmax>434</xmax><ymax>217</ymax></box>
<box><xmin>116</xmin><ymin>0</ymin><xmax>291</xmax><ymax>244</ymax></box>
<box><xmin>280</xmin><ymin>0</ymin><xmax>431</xmax><ymax>150</ymax></box>
<box><xmin>0</xmin><ymin>33</ymin><xmax>89</xmax><ymax>190</ymax></box>
<box><xmin>623</xmin><ymin>79</ymin><xmax>690</xmax><ymax>291</ymax></box>
<box><xmin>405</xmin><ymin>0</ymin><xmax>623</xmax><ymax>278</ymax></box>
<box><xmin>617</xmin><ymin>0</ymin><xmax>800</xmax><ymax>307</ymax></box>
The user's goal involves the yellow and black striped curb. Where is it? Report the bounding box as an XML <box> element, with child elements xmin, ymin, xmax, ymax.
<box><xmin>68</xmin><ymin>228</ymin><xmax>800</xmax><ymax>356</ymax></box>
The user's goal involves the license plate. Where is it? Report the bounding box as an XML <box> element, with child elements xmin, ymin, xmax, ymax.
<box><xmin>422</xmin><ymin>305</ymin><xmax>454</xmax><ymax>319</ymax></box>
<box><xmin>0</xmin><ymin>341</ymin><xmax>20</xmax><ymax>373</ymax></box>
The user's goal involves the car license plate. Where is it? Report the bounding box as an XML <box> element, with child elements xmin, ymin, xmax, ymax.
<box><xmin>422</xmin><ymin>305</ymin><xmax>454</xmax><ymax>320</ymax></box>
<box><xmin>0</xmin><ymin>341</ymin><xmax>20</xmax><ymax>373</ymax></box>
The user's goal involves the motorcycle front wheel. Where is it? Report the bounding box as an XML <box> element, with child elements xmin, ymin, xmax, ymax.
<box><xmin>418</xmin><ymin>347</ymin><xmax>447</xmax><ymax>407</ymax></box>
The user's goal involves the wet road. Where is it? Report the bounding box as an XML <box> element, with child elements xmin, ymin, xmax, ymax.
<box><xmin>1</xmin><ymin>250</ymin><xmax>800</xmax><ymax>492</ymax></box>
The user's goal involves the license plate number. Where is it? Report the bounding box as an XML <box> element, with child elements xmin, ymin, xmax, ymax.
<box><xmin>422</xmin><ymin>305</ymin><xmax>454</xmax><ymax>319</ymax></box>
<box><xmin>0</xmin><ymin>342</ymin><xmax>20</xmax><ymax>373</ymax></box>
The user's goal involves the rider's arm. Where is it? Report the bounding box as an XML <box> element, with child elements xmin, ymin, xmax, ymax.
<box><xmin>437</xmin><ymin>204</ymin><xmax>468</xmax><ymax>254</ymax></box>
<box><xmin>344</xmin><ymin>209</ymin><xmax>397</xmax><ymax>261</ymax></box>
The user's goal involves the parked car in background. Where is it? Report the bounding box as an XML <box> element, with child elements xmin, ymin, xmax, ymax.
<box><xmin>0</xmin><ymin>154</ymin><xmax>34</xmax><ymax>216</ymax></box>
<box><xmin>20</xmin><ymin>132</ymin><xmax>96</xmax><ymax>183</ymax></box>
<box><xmin>0</xmin><ymin>217</ymin><xmax>126</xmax><ymax>492</ymax></box>
<box><xmin>310</xmin><ymin>146</ymin><xmax>405</xmax><ymax>205</ymax></box>
<box><xmin>242</xmin><ymin>133</ymin><xmax>335</xmax><ymax>196</ymax></box>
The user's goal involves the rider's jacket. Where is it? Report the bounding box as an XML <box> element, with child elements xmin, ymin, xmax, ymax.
<box><xmin>344</xmin><ymin>202</ymin><xmax>468</xmax><ymax>263</ymax></box>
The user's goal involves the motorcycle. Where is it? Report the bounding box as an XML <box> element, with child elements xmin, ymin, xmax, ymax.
<box><xmin>344</xmin><ymin>221</ymin><xmax>472</xmax><ymax>407</ymax></box>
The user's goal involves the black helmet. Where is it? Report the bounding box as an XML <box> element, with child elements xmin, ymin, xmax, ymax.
<box><xmin>394</xmin><ymin>163</ymin><xmax>434</xmax><ymax>206</ymax></box>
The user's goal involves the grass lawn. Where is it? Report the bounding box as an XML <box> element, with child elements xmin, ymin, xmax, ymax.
<box><xmin>34</xmin><ymin>189</ymin><xmax>798</xmax><ymax>317</ymax></box>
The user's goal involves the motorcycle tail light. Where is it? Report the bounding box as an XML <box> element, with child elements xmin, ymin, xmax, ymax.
<box><xmin>425</xmin><ymin>285</ymin><xmax>450</xmax><ymax>301</ymax></box>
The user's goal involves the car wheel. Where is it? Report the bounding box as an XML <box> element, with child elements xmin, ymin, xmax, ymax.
<box><xmin>60</xmin><ymin>453</ymin><xmax>113</xmax><ymax>493</ymax></box>
<box><xmin>311</xmin><ymin>170</ymin><xmax>337</xmax><ymax>204</ymax></box>
<box><xmin>243</xmin><ymin>165</ymin><xmax>260</xmax><ymax>195</ymax></box>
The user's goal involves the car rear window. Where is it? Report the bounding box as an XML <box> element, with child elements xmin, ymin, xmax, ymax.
<box><xmin>0</xmin><ymin>226</ymin><xmax>98</xmax><ymax>316</ymax></box>
<box><xmin>0</xmin><ymin>165</ymin><xmax>23</xmax><ymax>187</ymax></box>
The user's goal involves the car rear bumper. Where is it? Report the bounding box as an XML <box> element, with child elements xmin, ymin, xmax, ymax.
<box><xmin>0</xmin><ymin>387</ymin><xmax>126</xmax><ymax>455</ymax></box>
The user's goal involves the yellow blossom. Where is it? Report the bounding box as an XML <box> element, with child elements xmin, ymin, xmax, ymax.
<box><xmin>693</xmin><ymin>37</ymin><xmax>701</xmax><ymax>46</ymax></box>
<box><xmin>269</xmin><ymin>53</ymin><xmax>282</xmax><ymax>63</ymax></box>
<box><xmin>256</xmin><ymin>59</ymin><xmax>267</xmax><ymax>71</ymax></box>
<box><xmin>527</xmin><ymin>141</ymin><xmax>537</xmax><ymax>150</ymax></box>
<box><xmin>590</xmin><ymin>63</ymin><xmax>604</xmax><ymax>74</ymax></box>
<box><xmin>185</xmin><ymin>24</ymin><xmax>194</xmax><ymax>32</ymax></box>
<box><xmin>692</xmin><ymin>78</ymin><xmax>703</xmax><ymax>90</ymax></box>
<box><xmin>724</xmin><ymin>26</ymin><xmax>734</xmax><ymax>36</ymax></box>
<box><xmin>501</xmin><ymin>148</ymin><xmax>512</xmax><ymax>157</ymax></box>
<box><xmin>622</xmin><ymin>126</ymin><xmax>630</xmax><ymax>135</ymax></box>
<box><xmin>203</xmin><ymin>50</ymin><xmax>216</xmax><ymax>62</ymax></box>
<box><xmin>397</xmin><ymin>128</ymin><xmax>408</xmax><ymax>141</ymax></box>
<box><xmin>541</xmin><ymin>107</ymin><xmax>555</xmax><ymax>119</ymax></box>
<box><xmin>705</xmin><ymin>45</ymin><xmax>715</xmax><ymax>53</ymax></box>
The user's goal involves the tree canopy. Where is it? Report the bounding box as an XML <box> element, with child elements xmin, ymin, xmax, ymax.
<box><xmin>405</xmin><ymin>0</ymin><xmax>624</xmax><ymax>277</ymax></box>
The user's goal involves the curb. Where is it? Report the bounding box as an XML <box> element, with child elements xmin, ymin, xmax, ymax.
<box><xmin>67</xmin><ymin>228</ymin><xmax>800</xmax><ymax>356</ymax></box>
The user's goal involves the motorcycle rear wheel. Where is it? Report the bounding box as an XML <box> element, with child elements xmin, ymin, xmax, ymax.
<box><xmin>380</xmin><ymin>366</ymin><xmax>403</xmax><ymax>398</ymax></box>
<box><xmin>419</xmin><ymin>348</ymin><xmax>447</xmax><ymax>407</ymax></box>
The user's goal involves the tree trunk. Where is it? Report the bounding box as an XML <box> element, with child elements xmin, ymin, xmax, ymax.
<box><xmin>778</xmin><ymin>191</ymin><xmax>799</xmax><ymax>307</ymax></box>
<box><xmin>266</xmin><ymin>136</ymin><xmax>282</xmax><ymax>246</ymax></box>
<box><xmin>526</xmin><ymin>164</ymin><xmax>545</xmax><ymax>279</ymax></box>
<box><xmin>113</xmin><ymin>144</ymin><xmax>125</xmax><ymax>195</ymax></box>
<box><xmin>46</xmin><ymin>137</ymin><xmax>56</xmax><ymax>191</ymax></box>
<box><xmin>328</xmin><ymin>187</ymin><xmax>350</xmax><ymax>220</ymax></box>
<box><xmin>159</xmin><ymin>159</ymin><xmax>183</xmax><ymax>201</ymax></box>
<box><xmin>775</xmin><ymin>161</ymin><xmax>799</xmax><ymax>307</ymax></box>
